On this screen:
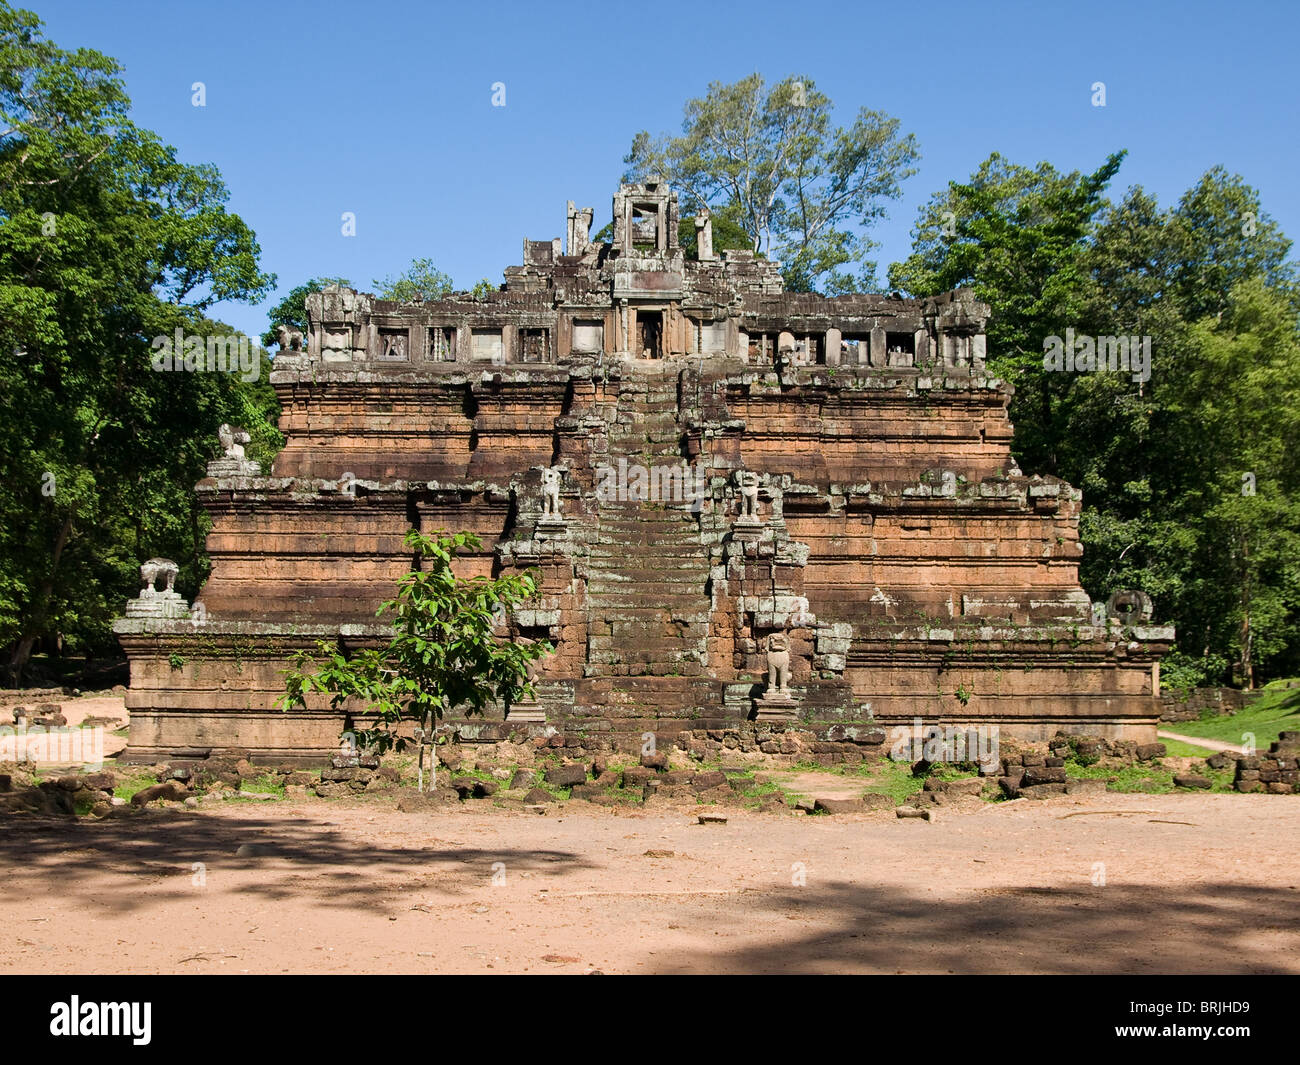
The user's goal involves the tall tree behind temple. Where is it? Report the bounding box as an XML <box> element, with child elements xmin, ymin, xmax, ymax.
<box><xmin>0</xmin><ymin>3</ymin><xmax>275</xmax><ymax>682</ymax></box>
<box><xmin>624</xmin><ymin>73</ymin><xmax>920</xmax><ymax>294</ymax></box>
<box><xmin>889</xmin><ymin>154</ymin><xmax>1300</xmax><ymax>687</ymax></box>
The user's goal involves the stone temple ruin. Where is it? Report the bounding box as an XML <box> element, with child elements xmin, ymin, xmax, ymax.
<box><xmin>113</xmin><ymin>181</ymin><xmax>1174</xmax><ymax>759</ymax></box>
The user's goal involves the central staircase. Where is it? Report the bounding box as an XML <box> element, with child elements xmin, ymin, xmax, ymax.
<box><xmin>580</xmin><ymin>365</ymin><xmax>715</xmax><ymax>720</ymax></box>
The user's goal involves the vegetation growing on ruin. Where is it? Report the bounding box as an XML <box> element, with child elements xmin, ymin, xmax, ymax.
<box><xmin>278</xmin><ymin>529</ymin><xmax>552</xmax><ymax>754</ymax></box>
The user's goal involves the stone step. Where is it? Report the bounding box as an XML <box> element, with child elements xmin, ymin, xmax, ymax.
<box><xmin>583</xmin><ymin>663</ymin><xmax>710</xmax><ymax>678</ymax></box>
<box><xmin>592</xmin><ymin>527</ymin><xmax>707</xmax><ymax>538</ymax></box>
<box><xmin>588</xmin><ymin>561</ymin><xmax>708</xmax><ymax>575</ymax></box>
<box><xmin>595</xmin><ymin>507</ymin><xmax>704</xmax><ymax>519</ymax></box>
<box><xmin>587</xmin><ymin>646</ymin><xmax>705</xmax><ymax>663</ymax></box>
<box><xmin>588</xmin><ymin>548</ymin><xmax>707</xmax><ymax>563</ymax></box>
<box><xmin>590</xmin><ymin>587</ymin><xmax>712</xmax><ymax>603</ymax></box>
<box><xmin>594</xmin><ymin>510</ymin><xmax>702</xmax><ymax>522</ymax></box>
<box><xmin>586</xmin><ymin>570</ymin><xmax>707</xmax><ymax>584</ymax></box>
<box><xmin>590</xmin><ymin>611</ymin><xmax>709</xmax><ymax>625</ymax></box>
<box><xmin>587</xmin><ymin>557</ymin><xmax>706</xmax><ymax>571</ymax></box>
<box><xmin>589</xmin><ymin>539</ymin><xmax>706</xmax><ymax>553</ymax></box>
<box><xmin>588</xmin><ymin>609</ymin><xmax>711</xmax><ymax>626</ymax></box>
<box><xmin>586</xmin><ymin>577</ymin><xmax>706</xmax><ymax>592</ymax></box>
<box><xmin>587</xmin><ymin>625</ymin><xmax>707</xmax><ymax>644</ymax></box>
<box><xmin>592</xmin><ymin>517</ymin><xmax>702</xmax><ymax>529</ymax></box>
<box><xmin>581</xmin><ymin>673</ymin><xmax>709</xmax><ymax>691</ymax></box>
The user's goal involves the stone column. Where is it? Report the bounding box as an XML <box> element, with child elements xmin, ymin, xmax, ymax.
<box><xmin>825</xmin><ymin>327</ymin><xmax>842</xmax><ymax>366</ymax></box>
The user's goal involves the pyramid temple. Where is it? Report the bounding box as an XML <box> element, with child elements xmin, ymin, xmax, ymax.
<box><xmin>114</xmin><ymin>182</ymin><xmax>1173</xmax><ymax>759</ymax></box>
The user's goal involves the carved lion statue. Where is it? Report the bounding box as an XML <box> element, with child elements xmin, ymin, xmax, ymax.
<box><xmin>540</xmin><ymin>467</ymin><xmax>563</xmax><ymax>518</ymax></box>
<box><xmin>140</xmin><ymin>558</ymin><xmax>179</xmax><ymax>598</ymax></box>
<box><xmin>218</xmin><ymin>423</ymin><xmax>250</xmax><ymax>460</ymax></box>
<box><xmin>1106</xmin><ymin>589</ymin><xmax>1153</xmax><ymax>625</ymax></box>
<box><xmin>735</xmin><ymin>470</ymin><xmax>760</xmax><ymax>519</ymax></box>
<box><xmin>276</xmin><ymin>323</ymin><xmax>305</xmax><ymax>352</ymax></box>
<box><xmin>765</xmin><ymin>632</ymin><xmax>791</xmax><ymax>693</ymax></box>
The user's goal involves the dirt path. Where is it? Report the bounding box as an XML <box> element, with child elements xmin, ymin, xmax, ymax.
<box><xmin>1</xmin><ymin>791</ymin><xmax>1296</xmax><ymax>974</ymax></box>
<box><xmin>1158</xmin><ymin>729</ymin><xmax>1248</xmax><ymax>754</ymax></box>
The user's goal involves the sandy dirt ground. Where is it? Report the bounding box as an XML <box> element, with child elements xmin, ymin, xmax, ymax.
<box><xmin>1</xmin><ymin>789</ymin><xmax>1297</xmax><ymax>974</ymax></box>
<box><xmin>1</xmin><ymin>693</ymin><xmax>128</xmax><ymax>763</ymax></box>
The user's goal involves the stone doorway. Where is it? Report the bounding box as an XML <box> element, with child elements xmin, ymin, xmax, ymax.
<box><xmin>637</xmin><ymin>310</ymin><xmax>663</xmax><ymax>358</ymax></box>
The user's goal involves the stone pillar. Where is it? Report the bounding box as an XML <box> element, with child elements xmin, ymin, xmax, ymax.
<box><xmin>695</xmin><ymin>208</ymin><xmax>715</xmax><ymax>261</ymax></box>
<box><xmin>777</xmin><ymin>331</ymin><xmax>796</xmax><ymax>365</ymax></box>
<box><xmin>825</xmin><ymin>327</ymin><xmax>842</xmax><ymax>366</ymax></box>
<box><xmin>869</xmin><ymin>326</ymin><xmax>887</xmax><ymax>368</ymax></box>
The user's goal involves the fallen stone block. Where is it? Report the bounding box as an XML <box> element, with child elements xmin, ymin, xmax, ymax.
<box><xmin>522</xmin><ymin>787</ymin><xmax>555</xmax><ymax>804</ymax></box>
<box><xmin>1019</xmin><ymin>782</ymin><xmax>1068</xmax><ymax>800</ymax></box>
<box><xmin>544</xmin><ymin>764</ymin><xmax>587</xmax><ymax>787</ymax></box>
<box><xmin>131</xmin><ymin>781</ymin><xmax>191</xmax><ymax>807</ymax></box>
<box><xmin>813</xmin><ymin>797</ymin><xmax>863</xmax><ymax>815</ymax></box>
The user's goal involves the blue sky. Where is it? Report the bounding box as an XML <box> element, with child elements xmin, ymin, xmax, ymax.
<box><xmin>31</xmin><ymin>0</ymin><xmax>1300</xmax><ymax>340</ymax></box>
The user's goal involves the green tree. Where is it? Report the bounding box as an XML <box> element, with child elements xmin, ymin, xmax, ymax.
<box><xmin>373</xmin><ymin>257</ymin><xmax>454</xmax><ymax>303</ymax></box>
<box><xmin>889</xmin><ymin>150</ymin><xmax>1126</xmax><ymax>475</ymax></box>
<box><xmin>0</xmin><ymin>3</ymin><xmax>275</xmax><ymax>682</ymax></box>
<box><xmin>279</xmin><ymin>530</ymin><xmax>552</xmax><ymax>784</ymax></box>
<box><xmin>261</xmin><ymin>276</ymin><xmax>351</xmax><ymax>347</ymax></box>
<box><xmin>889</xmin><ymin>153</ymin><xmax>1300</xmax><ymax>687</ymax></box>
<box><xmin>625</xmin><ymin>73</ymin><xmax>920</xmax><ymax>292</ymax></box>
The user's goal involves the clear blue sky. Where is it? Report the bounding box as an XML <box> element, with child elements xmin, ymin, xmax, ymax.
<box><xmin>31</xmin><ymin>0</ymin><xmax>1300</xmax><ymax>340</ymax></box>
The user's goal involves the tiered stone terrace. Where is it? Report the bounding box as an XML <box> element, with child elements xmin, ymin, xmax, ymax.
<box><xmin>114</xmin><ymin>182</ymin><xmax>1173</xmax><ymax>759</ymax></box>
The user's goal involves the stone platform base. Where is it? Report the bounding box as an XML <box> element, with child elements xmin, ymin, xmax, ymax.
<box><xmin>112</xmin><ymin>618</ymin><xmax>1167</xmax><ymax>759</ymax></box>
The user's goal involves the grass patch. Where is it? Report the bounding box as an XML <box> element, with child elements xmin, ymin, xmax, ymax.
<box><xmin>112</xmin><ymin>771</ymin><xmax>160</xmax><ymax>802</ymax></box>
<box><xmin>1161</xmin><ymin>737</ymin><xmax>1222</xmax><ymax>757</ymax></box>
<box><xmin>599</xmin><ymin>784</ymin><xmax>641</xmax><ymax>805</ymax></box>
<box><xmin>239</xmin><ymin>773</ymin><xmax>285</xmax><ymax>797</ymax></box>
<box><xmin>859</xmin><ymin>758</ymin><xmax>930</xmax><ymax>805</ymax></box>
<box><xmin>1166</xmin><ymin>682</ymin><xmax>1300</xmax><ymax>751</ymax></box>
<box><xmin>1063</xmin><ymin>756</ymin><xmax>1236</xmax><ymax>794</ymax></box>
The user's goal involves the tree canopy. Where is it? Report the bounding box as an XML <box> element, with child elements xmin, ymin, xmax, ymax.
<box><xmin>889</xmin><ymin>152</ymin><xmax>1300</xmax><ymax>687</ymax></box>
<box><xmin>625</xmin><ymin>73</ymin><xmax>920</xmax><ymax>293</ymax></box>
<box><xmin>0</xmin><ymin>2</ymin><xmax>276</xmax><ymax>681</ymax></box>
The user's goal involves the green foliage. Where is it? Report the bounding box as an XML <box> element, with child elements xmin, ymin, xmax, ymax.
<box><xmin>239</xmin><ymin>773</ymin><xmax>285</xmax><ymax>797</ymax></box>
<box><xmin>1163</xmin><ymin>683</ymin><xmax>1300</xmax><ymax>751</ymax></box>
<box><xmin>0</xmin><ymin>3</ymin><xmax>276</xmax><ymax>681</ymax></box>
<box><xmin>279</xmin><ymin>529</ymin><xmax>552</xmax><ymax>753</ymax></box>
<box><xmin>889</xmin><ymin>152</ymin><xmax>1300</xmax><ymax>685</ymax></box>
<box><xmin>468</xmin><ymin>278</ymin><xmax>496</xmax><ymax>300</ymax></box>
<box><xmin>261</xmin><ymin>276</ymin><xmax>351</xmax><ymax>347</ymax></box>
<box><xmin>373</xmin><ymin>257</ymin><xmax>454</xmax><ymax>303</ymax></box>
<box><xmin>889</xmin><ymin>150</ymin><xmax>1126</xmax><ymax>473</ymax></box>
<box><xmin>625</xmin><ymin>73</ymin><xmax>919</xmax><ymax>292</ymax></box>
<box><xmin>676</xmin><ymin>204</ymin><xmax>753</xmax><ymax>259</ymax></box>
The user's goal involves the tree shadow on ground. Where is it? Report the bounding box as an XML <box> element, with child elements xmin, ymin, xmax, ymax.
<box><xmin>647</xmin><ymin>879</ymin><xmax>1300</xmax><ymax>974</ymax></box>
<box><xmin>0</xmin><ymin>808</ymin><xmax>593</xmax><ymax>915</ymax></box>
